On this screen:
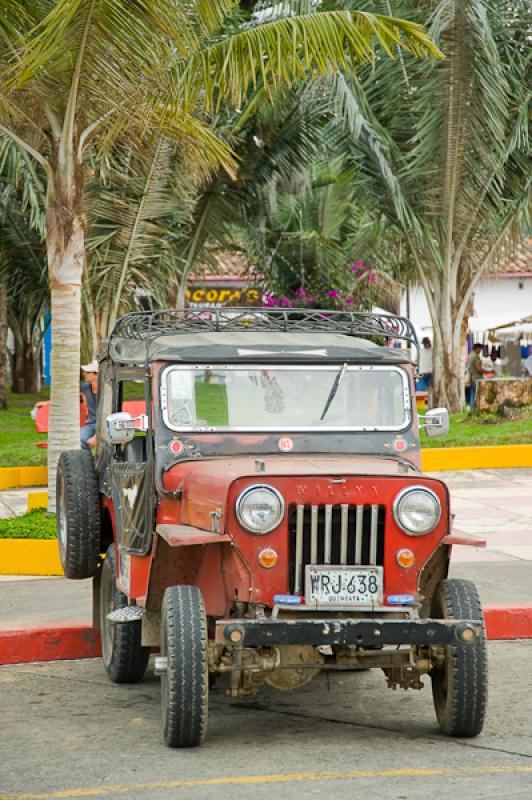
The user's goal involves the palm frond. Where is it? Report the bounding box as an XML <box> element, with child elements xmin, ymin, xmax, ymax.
<box><xmin>182</xmin><ymin>10</ymin><xmax>441</xmax><ymax>112</ymax></box>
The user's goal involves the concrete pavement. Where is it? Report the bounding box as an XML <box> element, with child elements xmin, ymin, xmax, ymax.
<box><xmin>0</xmin><ymin>641</ymin><xmax>531</xmax><ymax>800</ymax></box>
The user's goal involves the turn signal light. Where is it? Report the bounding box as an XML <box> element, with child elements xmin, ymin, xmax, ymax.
<box><xmin>396</xmin><ymin>548</ymin><xmax>415</xmax><ymax>568</ymax></box>
<box><xmin>258</xmin><ymin>547</ymin><xmax>278</xmax><ymax>569</ymax></box>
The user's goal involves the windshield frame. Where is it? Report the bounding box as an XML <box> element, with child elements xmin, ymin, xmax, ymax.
<box><xmin>159</xmin><ymin>363</ymin><xmax>412</xmax><ymax>434</ymax></box>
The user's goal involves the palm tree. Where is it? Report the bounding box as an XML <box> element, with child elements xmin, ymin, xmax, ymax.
<box><xmin>0</xmin><ymin>136</ymin><xmax>47</xmax><ymax>399</ymax></box>
<box><xmin>0</xmin><ymin>0</ymin><xmax>438</xmax><ymax>504</ymax></box>
<box><xmin>325</xmin><ymin>0</ymin><xmax>530</xmax><ymax>410</ymax></box>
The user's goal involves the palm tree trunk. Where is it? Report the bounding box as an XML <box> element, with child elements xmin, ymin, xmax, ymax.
<box><xmin>46</xmin><ymin>158</ymin><xmax>85</xmax><ymax>511</ymax></box>
<box><xmin>10</xmin><ymin>328</ymin><xmax>25</xmax><ymax>393</ymax></box>
<box><xmin>430</xmin><ymin>296</ymin><xmax>466</xmax><ymax>413</ymax></box>
<box><xmin>0</xmin><ymin>281</ymin><xmax>7</xmax><ymax>409</ymax></box>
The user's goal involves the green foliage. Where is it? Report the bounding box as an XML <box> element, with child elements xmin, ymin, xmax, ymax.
<box><xmin>422</xmin><ymin>408</ymin><xmax>532</xmax><ymax>449</ymax></box>
<box><xmin>0</xmin><ymin>389</ymin><xmax>49</xmax><ymax>466</ymax></box>
<box><xmin>0</xmin><ymin>510</ymin><xmax>56</xmax><ymax>539</ymax></box>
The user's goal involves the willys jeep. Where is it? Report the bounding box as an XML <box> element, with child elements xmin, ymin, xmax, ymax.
<box><xmin>57</xmin><ymin>308</ymin><xmax>487</xmax><ymax>748</ymax></box>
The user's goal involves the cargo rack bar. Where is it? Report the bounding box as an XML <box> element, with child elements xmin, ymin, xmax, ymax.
<box><xmin>110</xmin><ymin>308</ymin><xmax>418</xmax><ymax>352</ymax></box>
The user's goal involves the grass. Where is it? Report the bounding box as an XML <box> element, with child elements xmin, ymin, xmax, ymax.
<box><xmin>0</xmin><ymin>389</ymin><xmax>49</xmax><ymax>467</ymax></box>
<box><xmin>422</xmin><ymin>408</ymin><xmax>532</xmax><ymax>448</ymax></box>
<box><xmin>1</xmin><ymin>389</ymin><xmax>531</xmax><ymax>467</ymax></box>
<box><xmin>0</xmin><ymin>510</ymin><xmax>56</xmax><ymax>539</ymax></box>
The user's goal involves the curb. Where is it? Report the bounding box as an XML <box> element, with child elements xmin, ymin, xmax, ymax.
<box><xmin>0</xmin><ymin>466</ymin><xmax>47</xmax><ymax>490</ymax></box>
<box><xmin>1</xmin><ymin>606</ymin><xmax>530</xmax><ymax>665</ymax></box>
<box><xmin>0</xmin><ymin>540</ymin><xmax>62</xmax><ymax>576</ymax></box>
<box><xmin>0</xmin><ymin>623</ymin><xmax>101</xmax><ymax>665</ymax></box>
<box><xmin>421</xmin><ymin>444</ymin><xmax>532</xmax><ymax>471</ymax></box>
<box><xmin>484</xmin><ymin>605</ymin><xmax>532</xmax><ymax>640</ymax></box>
<box><xmin>28</xmin><ymin>491</ymin><xmax>48</xmax><ymax>511</ymax></box>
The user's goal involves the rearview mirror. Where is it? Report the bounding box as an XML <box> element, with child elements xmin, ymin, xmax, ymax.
<box><xmin>106</xmin><ymin>412</ymin><xmax>135</xmax><ymax>444</ymax></box>
<box><xmin>420</xmin><ymin>407</ymin><xmax>449</xmax><ymax>438</ymax></box>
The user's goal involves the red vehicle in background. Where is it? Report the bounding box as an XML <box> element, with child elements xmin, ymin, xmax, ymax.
<box><xmin>56</xmin><ymin>309</ymin><xmax>487</xmax><ymax>747</ymax></box>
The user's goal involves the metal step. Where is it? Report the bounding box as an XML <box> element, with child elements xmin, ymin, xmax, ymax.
<box><xmin>107</xmin><ymin>606</ymin><xmax>144</xmax><ymax>624</ymax></box>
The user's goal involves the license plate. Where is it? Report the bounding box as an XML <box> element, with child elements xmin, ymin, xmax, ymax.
<box><xmin>305</xmin><ymin>565</ymin><xmax>383</xmax><ymax>606</ymax></box>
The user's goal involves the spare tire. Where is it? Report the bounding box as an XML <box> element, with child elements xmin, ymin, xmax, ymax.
<box><xmin>56</xmin><ymin>450</ymin><xmax>101</xmax><ymax>579</ymax></box>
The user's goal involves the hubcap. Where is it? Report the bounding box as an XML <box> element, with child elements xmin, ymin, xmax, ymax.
<box><xmin>101</xmin><ymin>560</ymin><xmax>116</xmax><ymax>665</ymax></box>
<box><xmin>58</xmin><ymin>486</ymin><xmax>67</xmax><ymax>555</ymax></box>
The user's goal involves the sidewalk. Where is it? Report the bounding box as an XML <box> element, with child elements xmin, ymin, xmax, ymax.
<box><xmin>0</xmin><ymin>469</ymin><xmax>530</xmax><ymax>661</ymax></box>
<box><xmin>0</xmin><ymin>486</ymin><xmax>48</xmax><ymax>518</ymax></box>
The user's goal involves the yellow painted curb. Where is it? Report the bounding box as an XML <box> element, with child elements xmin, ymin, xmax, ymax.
<box><xmin>28</xmin><ymin>491</ymin><xmax>49</xmax><ymax>511</ymax></box>
<box><xmin>421</xmin><ymin>444</ymin><xmax>532</xmax><ymax>471</ymax></box>
<box><xmin>0</xmin><ymin>466</ymin><xmax>47</xmax><ymax>490</ymax></box>
<box><xmin>0</xmin><ymin>539</ymin><xmax>62</xmax><ymax>576</ymax></box>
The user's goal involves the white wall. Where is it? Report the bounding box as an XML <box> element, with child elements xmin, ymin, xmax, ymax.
<box><xmin>401</xmin><ymin>277</ymin><xmax>532</xmax><ymax>339</ymax></box>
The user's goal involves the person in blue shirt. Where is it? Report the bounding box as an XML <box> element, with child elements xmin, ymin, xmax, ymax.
<box><xmin>80</xmin><ymin>361</ymin><xmax>99</xmax><ymax>450</ymax></box>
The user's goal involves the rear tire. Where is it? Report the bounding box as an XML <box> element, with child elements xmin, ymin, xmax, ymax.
<box><xmin>100</xmin><ymin>545</ymin><xmax>149</xmax><ymax>683</ymax></box>
<box><xmin>56</xmin><ymin>450</ymin><xmax>100</xmax><ymax>579</ymax></box>
<box><xmin>430</xmin><ymin>578</ymin><xmax>487</xmax><ymax>737</ymax></box>
<box><xmin>161</xmin><ymin>585</ymin><xmax>208</xmax><ymax>748</ymax></box>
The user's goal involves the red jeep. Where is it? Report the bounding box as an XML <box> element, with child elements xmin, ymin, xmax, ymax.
<box><xmin>57</xmin><ymin>309</ymin><xmax>487</xmax><ymax>747</ymax></box>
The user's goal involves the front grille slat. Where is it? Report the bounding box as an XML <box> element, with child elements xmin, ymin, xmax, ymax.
<box><xmin>370</xmin><ymin>504</ymin><xmax>379</xmax><ymax>565</ymax></box>
<box><xmin>355</xmin><ymin>505</ymin><xmax>364</xmax><ymax>562</ymax></box>
<box><xmin>294</xmin><ymin>504</ymin><xmax>305</xmax><ymax>593</ymax></box>
<box><xmin>340</xmin><ymin>504</ymin><xmax>349</xmax><ymax>564</ymax></box>
<box><xmin>310</xmin><ymin>505</ymin><xmax>318</xmax><ymax>564</ymax></box>
<box><xmin>290</xmin><ymin>503</ymin><xmax>385</xmax><ymax>595</ymax></box>
<box><xmin>324</xmin><ymin>505</ymin><xmax>332</xmax><ymax>564</ymax></box>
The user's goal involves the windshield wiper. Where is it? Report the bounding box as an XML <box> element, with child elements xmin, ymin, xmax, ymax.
<box><xmin>320</xmin><ymin>363</ymin><xmax>348</xmax><ymax>421</ymax></box>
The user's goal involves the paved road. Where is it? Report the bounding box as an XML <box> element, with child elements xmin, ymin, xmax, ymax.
<box><xmin>1</xmin><ymin>641</ymin><xmax>531</xmax><ymax>800</ymax></box>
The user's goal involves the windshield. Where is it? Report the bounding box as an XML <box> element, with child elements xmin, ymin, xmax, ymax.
<box><xmin>161</xmin><ymin>365</ymin><xmax>410</xmax><ymax>432</ymax></box>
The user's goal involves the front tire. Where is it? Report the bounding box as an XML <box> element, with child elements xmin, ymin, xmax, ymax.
<box><xmin>100</xmin><ymin>545</ymin><xmax>150</xmax><ymax>683</ymax></box>
<box><xmin>56</xmin><ymin>450</ymin><xmax>100</xmax><ymax>579</ymax></box>
<box><xmin>430</xmin><ymin>578</ymin><xmax>487</xmax><ymax>737</ymax></box>
<box><xmin>161</xmin><ymin>585</ymin><xmax>209</xmax><ymax>748</ymax></box>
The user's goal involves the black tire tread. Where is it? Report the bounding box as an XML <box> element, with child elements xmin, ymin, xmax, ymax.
<box><xmin>56</xmin><ymin>450</ymin><xmax>100</xmax><ymax>579</ymax></box>
<box><xmin>101</xmin><ymin>545</ymin><xmax>150</xmax><ymax>683</ymax></box>
<box><xmin>162</xmin><ymin>585</ymin><xmax>208</xmax><ymax>748</ymax></box>
<box><xmin>431</xmin><ymin>578</ymin><xmax>488</xmax><ymax>737</ymax></box>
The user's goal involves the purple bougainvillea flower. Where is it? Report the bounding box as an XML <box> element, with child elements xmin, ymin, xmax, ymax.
<box><xmin>346</xmin><ymin>296</ymin><xmax>353</xmax><ymax>305</ymax></box>
<box><xmin>327</xmin><ymin>289</ymin><xmax>340</xmax><ymax>298</ymax></box>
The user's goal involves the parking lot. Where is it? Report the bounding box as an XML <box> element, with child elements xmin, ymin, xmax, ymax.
<box><xmin>2</xmin><ymin>640</ymin><xmax>531</xmax><ymax>800</ymax></box>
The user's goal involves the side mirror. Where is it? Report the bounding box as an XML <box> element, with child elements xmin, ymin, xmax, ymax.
<box><xmin>106</xmin><ymin>412</ymin><xmax>135</xmax><ymax>444</ymax></box>
<box><xmin>420</xmin><ymin>407</ymin><xmax>449</xmax><ymax>438</ymax></box>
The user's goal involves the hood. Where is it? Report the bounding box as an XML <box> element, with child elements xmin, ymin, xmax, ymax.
<box><xmin>162</xmin><ymin>454</ymin><xmax>419</xmax><ymax>530</ymax></box>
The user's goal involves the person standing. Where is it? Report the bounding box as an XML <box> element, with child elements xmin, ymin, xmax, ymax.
<box><xmin>80</xmin><ymin>361</ymin><xmax>99</xmax><ymax>450</ymax></box>
<box><xmin>419</xmin><ymin>337</ymin><xmax>433</xmax><ymax>406</ymax></box>
<box><xmin>466</xmin><ymin>344</ymin><xmax>487</xmax><ymax>410</ymax></box>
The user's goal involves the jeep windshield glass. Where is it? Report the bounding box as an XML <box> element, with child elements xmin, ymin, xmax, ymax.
<box><xmin>161</xmin><ymin>365</ymin><xmax>410</xmax><ymax>432</ymax></box>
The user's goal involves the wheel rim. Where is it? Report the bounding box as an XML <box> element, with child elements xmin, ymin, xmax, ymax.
<box><xmin>100</xmin><ymin>558</ymin><xmax>116</xmax><ymax>667</ymax></box>
<box><xmin>160</xmin><ymin>612</ymin><xmax>169</xmax><ymax>727</ymax></box>
<box><xmin>58</xmin><ymin>484</ymin><xmax>67</xmax><ymax>558</ymax></box>
<box><xmin>430</xmin><ymin>591</ymin><xmax>451</xmax><ymax>716</ymax></box>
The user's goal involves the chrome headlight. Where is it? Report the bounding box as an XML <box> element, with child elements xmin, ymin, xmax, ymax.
<box><xmin>393</xmin><ymin>486</ymin><xmax>441</xmax><ymax>535</ymax></box>
<box><xmin>236</xmin><ymin>485</ymin><xmax>285</xmax><ymax>534</ymax></box>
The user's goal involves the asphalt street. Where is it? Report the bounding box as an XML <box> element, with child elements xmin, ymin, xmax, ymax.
<box><xmin>1</xmin><ymin>640</ymin><xmax>531</xmax><ymax>800</ymax></box>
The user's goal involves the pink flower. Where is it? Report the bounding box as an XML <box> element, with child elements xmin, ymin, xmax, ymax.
<box><xmin>345</xmin><ymin>296</ymin><xmax>353</xmax><ymax>305</ymax></box>
<box><xmin>327</xmin><ymin>289</ymin><xmax>340</xmax><ymax>299</ymax></box>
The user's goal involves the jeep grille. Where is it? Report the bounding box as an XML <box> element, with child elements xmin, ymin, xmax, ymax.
<box><xmin>288</xmin><ymin>504</ymin><xmax>385</xmax><ymax>595</ymax></box>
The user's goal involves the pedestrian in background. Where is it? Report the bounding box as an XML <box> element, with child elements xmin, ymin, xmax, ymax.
<box><xmin>80</xmin><ymin>361</ymin><xmax>99</xmax><ymax>450</ymax></box>
<box><xmin>419</xmin><ymin>337</ymin><xmax>433</xmax><ymax>407</ymax></box>
<box><xmin>466</xmin><ymin>343</ymin><xmax>488</xmax><ymax>410</ymax></box>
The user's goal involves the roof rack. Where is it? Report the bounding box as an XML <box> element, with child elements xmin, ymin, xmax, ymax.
<box><xmin>111</xmin><ymin>307</ymin><xmax>418</xmax><ymax>353</ymax></box>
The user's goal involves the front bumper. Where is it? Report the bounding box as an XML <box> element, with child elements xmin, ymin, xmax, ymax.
<box><xmin>217</xmin><ymin>618</ymin><xmax>482</xmax><ymax>648</ymax></box>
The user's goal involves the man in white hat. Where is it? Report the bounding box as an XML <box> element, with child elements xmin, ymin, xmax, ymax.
<box><xmin>80</xmin><ymin>360</ymin><xmax>99</xmax><ymax>450</ymax></box>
